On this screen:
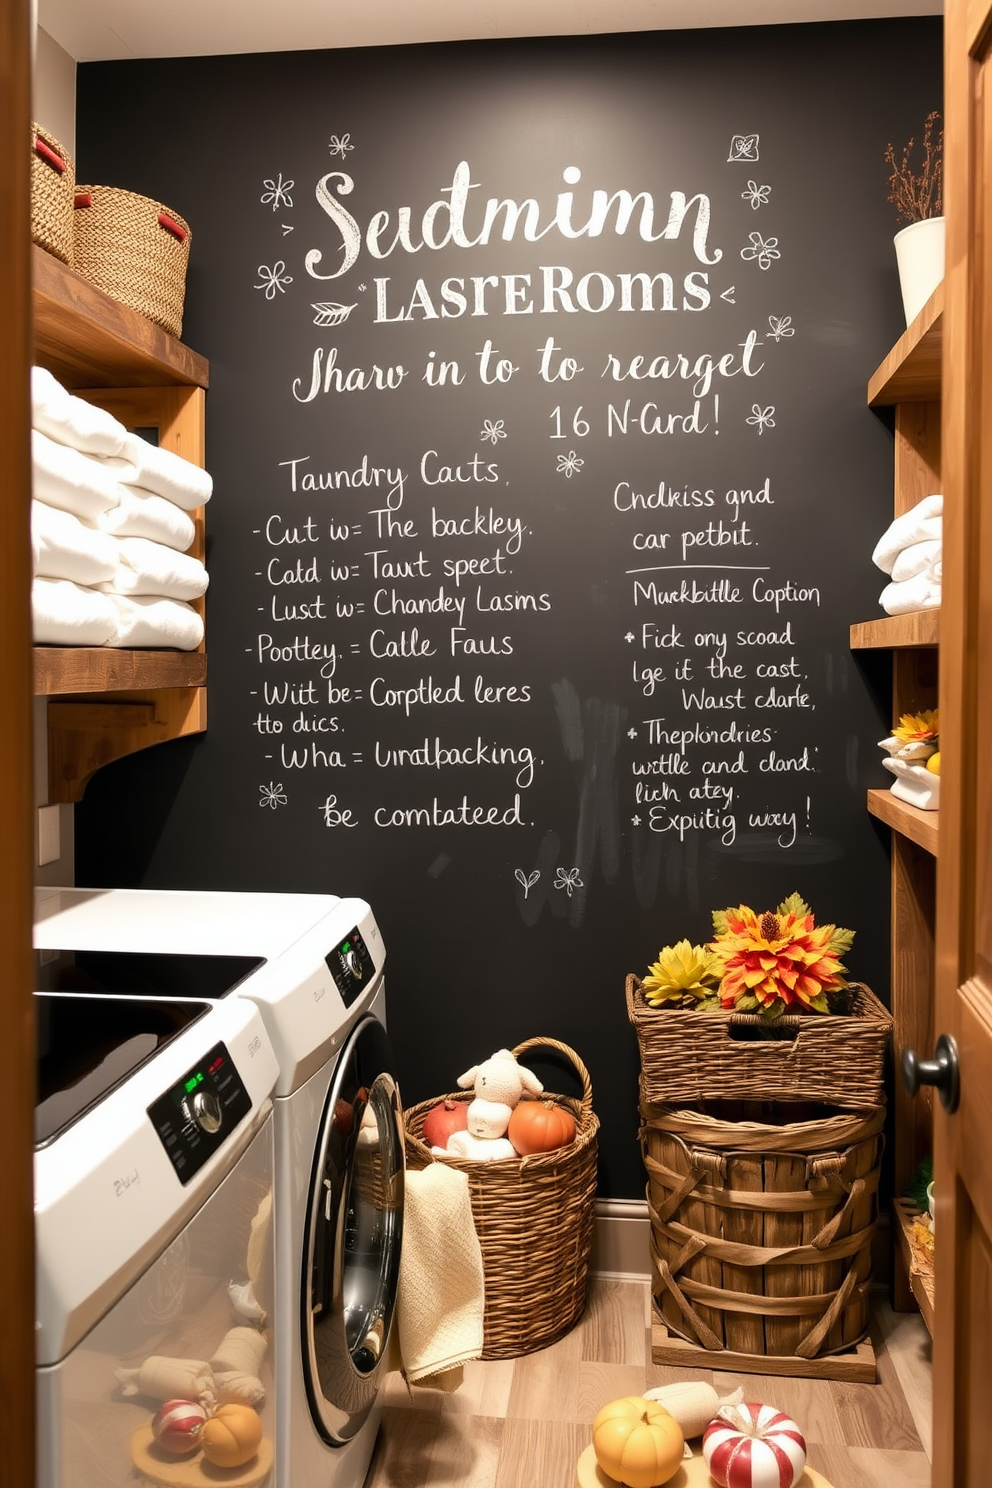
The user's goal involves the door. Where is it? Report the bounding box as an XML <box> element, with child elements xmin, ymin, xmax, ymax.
<box><xmin>301</xmin><ymin>1016</ymin><xmax>404</xmax><ymax>1445</ymax></box>
<box><xmin>933</xmin><ymin>0</ymin><xmax>992</xmax><ymax>1479</ymax></box>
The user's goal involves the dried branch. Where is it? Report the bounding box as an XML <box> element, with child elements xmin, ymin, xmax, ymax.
<box><xmin>885</xmin><ymin>111</ymin><xmax>943</xmax><ymax>226</ymax></box>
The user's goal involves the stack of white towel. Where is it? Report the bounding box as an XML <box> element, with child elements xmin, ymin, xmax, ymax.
<box><xmin>30</xmin><ymin>366</ymin><xmax>211</xmax><ymax>650</ymax></box>
<box><xmin>871</xmin><ymin>494</ymin><xmax>942</xmax><ymax>616</ymax></box>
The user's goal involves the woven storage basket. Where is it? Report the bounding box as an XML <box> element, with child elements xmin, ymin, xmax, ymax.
<box><xmin>73</xmin><ymin>186</ymin><xmax>192</xmax><ymax>338</ymax></box>
<box><xmin>30</xmin><ymin>123</ymin><xmax>74</xmax><ymax>265</ymax></box>
<box><xmin>643</xmin><ymin>1100</ymin><xmax>884</xmax><ymax>1363</ymax></box>
<box><xmin>626</xmin><ymin>975</ymin><xmax>892</xmax><ymax>1107</ymax></box>
<box><xmin>404</xmin><ymin>1037</ymin><xmax>599</xmax><ymax>1359</ymax></box>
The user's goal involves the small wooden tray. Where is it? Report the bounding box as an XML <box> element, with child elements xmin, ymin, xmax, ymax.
<box><xmin>130</xmin><ymin>1424</ymin><xmax>273</xmax><ymax>1486</ymax></box>
<box><xmin>576</xmin><ymin>1442</ymin><xmax>836</xmax><ymax>1488</ymax></box>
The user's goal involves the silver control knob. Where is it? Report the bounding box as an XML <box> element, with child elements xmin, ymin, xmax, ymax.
<box><xmin>191</xmin><ymin>1089</ymin><xmax>222</xmax><ymax>1134</ymax></box>
<box><xmin>344</xmin><ymin>949</ymin><xmax>362</xmax><ymax>978</ymax></box>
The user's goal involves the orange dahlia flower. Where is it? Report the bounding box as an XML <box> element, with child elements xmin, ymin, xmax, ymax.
<box><xmin>708</xmin><ymin>893</ymin><xmax>853</xmax><ymax>1017</ymax></box>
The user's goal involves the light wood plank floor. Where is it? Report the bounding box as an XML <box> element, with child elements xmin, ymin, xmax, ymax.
<box><xmin>366</xmin><ymin>1281</ymin><xmax>931</xmax><ymax>1488</ymax></box>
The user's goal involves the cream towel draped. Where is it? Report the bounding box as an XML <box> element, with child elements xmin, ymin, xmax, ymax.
<box><xmin>396</xmin><ymin>1164</ymin><xmax>485</xmax><ymax>1389</ymax></box>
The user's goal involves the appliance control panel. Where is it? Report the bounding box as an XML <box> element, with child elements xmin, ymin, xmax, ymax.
<box><xmin>325</xmin><ymin>927</ymin><xmax>375</xmax><ymax>1007</ymax></box>
<box><xmin>147</xmin><ymin>1041</ymin><xmax>251</xmax><ymax>1185</ymax></box>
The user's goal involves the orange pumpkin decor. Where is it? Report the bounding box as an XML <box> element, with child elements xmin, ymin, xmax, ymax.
<box><xmin>592</xmin><ymin>1396</ymin><xmax>684</xmax><ymax>1488</ymax></box>
<box><xmin>507</xmin><ymin>1098</ymin><xmax>576</xmax><ymax>1155</ymax></box>
<box><xmin>199</xmin><ymin>1402</ymin><xmax>264</xmax><ymax>1468</ymax></box>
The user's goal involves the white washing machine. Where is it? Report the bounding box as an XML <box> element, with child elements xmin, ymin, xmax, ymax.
<box><xmin>35</xmin><ymin>987</ymin><xmax>280</xmax><ymax>1487</ymax></box>
<box><xmin>35</xmin><ymin>887</ymin><xmax>405</xmax><ymax>1488</ymax></box>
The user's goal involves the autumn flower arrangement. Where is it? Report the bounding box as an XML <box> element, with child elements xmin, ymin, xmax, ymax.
<box><xmin>642</xmin><ymin>892</ymin><xmax>855</xmax><ymax>1021</ymax></box>
<box><xmin>885</xmin><ymin>111</ymin><xmax>943</xmax><ymax>225</ymax></box>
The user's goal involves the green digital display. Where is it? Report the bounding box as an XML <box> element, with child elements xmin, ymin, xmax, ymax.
<box><xmin>184</xmin><ymin>1071</ymin><xmax>204</xmax><ymax>1095</ymax></box>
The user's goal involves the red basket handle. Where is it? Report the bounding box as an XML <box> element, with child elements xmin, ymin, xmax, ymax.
<box><xmin>157</xmin><ymin>211</ymin><xmax>187</xmax><ymax>243</ymax></box>
<box><xmin>34</xmin><ymin>137</ymin><xmax>66</xmax><ymax>174</ymax></box>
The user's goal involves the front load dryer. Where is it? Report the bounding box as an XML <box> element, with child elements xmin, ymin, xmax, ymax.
<box><xmin>35</xmin><ymin>886</ymin><xmax>404</xmax><ymax>1488</ymax></box>
<box><xmin>35</xmin><ymin>988</ymin><xmax>279</xmax><ymax>1488</ymax></box>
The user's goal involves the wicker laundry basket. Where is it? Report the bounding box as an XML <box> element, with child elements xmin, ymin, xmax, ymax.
<box><xmin>73</xmin><ymin>185</ymin><xmax>192</xmax><ymax>337</ymax></box>
<box><xmin>31</xmin><ymin>123</ymin><xmax>75</xmax><ymax>265</ymax></box>
<box><xmin>642</xmin><ymin>1099</ymin><xmax>884</xmax><ymax>1372</ymax></box>
<box><xmin>626</xmin><ymin>974</ymin><xmax>892</xmax><ymax>1107</ymax></box>
<box><xmin>404</xmin><ymin>1037</ymin><xmax>599</xmax><ymax>1359</ymax></box>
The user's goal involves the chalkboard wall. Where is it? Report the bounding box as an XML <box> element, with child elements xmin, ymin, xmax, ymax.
<box><xmin>76</xmin><ymin>20</ymin><xmax>941</xmax><ymax>1198</ymax></box>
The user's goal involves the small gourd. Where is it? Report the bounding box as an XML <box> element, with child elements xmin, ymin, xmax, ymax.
<box><xmin>702</xmin><ymin>1402</ymin><xmax>806</xmax><ymax>1488</ymax></box>
<box><xmin>507</xmin><ymin>1099</ymin><xmax>576</xmax><ymax>1155</ymax></box>
<box><xmin>592</xmin><ymin>1396</ymin><xmax>684</xmax><ymax>1488</ymax></box>
<box><xmin>199</xmin><ymin>1402</ymin><xmax>264</xmax><ymax>1468</ymax></box>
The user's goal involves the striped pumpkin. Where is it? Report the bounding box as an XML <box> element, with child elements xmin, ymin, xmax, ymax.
<box><xmin>702</xmin><ymin>1402</ymin><xmax>807</xmax><ymax>1488</ymax></box>
<box><xmin>150</xmin><ymin>1398</ymin><xmax>207</xmax><ymax>1455</ymax></box>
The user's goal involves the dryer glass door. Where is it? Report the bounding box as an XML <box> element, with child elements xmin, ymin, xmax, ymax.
<box><xmin>303</xmin><ymin>1016</ymin><xmax>404</xmax><ymax>1444</ymax></box>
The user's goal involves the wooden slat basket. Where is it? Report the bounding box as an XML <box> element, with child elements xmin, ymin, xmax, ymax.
<box><xmin>31</xmin><ymin>123</ymin><xmax>75</xmax><ymax>265</ymax></box>
<box><xmin>626</xmin><ymin>974</ymin><xmax>892</xmax><ymax>1107</ymax></box>
<box><xmin>643</xmin><ymin>1100</ymin><xmax>885</xmax><ymax>1382</ymax></box>
<box><xmin>404</xmin><ymin>1037</ymin><xmax>599</xmax><ymax>1359</ymax></box>
<box><xmin>73</xmin><ymin>186</ymin><xmax>192</xmax><ymax>338</ymax></box>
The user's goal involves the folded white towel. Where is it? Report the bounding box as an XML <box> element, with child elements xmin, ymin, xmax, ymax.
<box><xmin>890</xmin><ymin>538</ymin><xmax>942</xmax><ymax>585</ymax></box>
<box><xmin>32</xmin><ymin>501</ymin><xmax>120</xmax><ymax>586</ymax></box>
<box><xmin>880</xmin><ymin>570</ymin><xmax>942</xmax><ymax>616</ymax></box>
<box><xmin>396</xmin><ymin>1164</ymin><xmax>485</xmax><ymax>1388</ymax></box>
<box><xmin>32</xmin><ymin>429</ymin><xmax>121</xmax><ymax>523</ymax></box>
<box><xmin>31</xmin><ymin>366</ymin><xmax>128</xmax><ymax>458</ymax></box>
<box><xmin>872</xmin><ymin>495</ymin><xmax>943</xmax><ymax>574</ymax></box>
<box><xmin>103</xmin><ymin>431</ymin><xmax>212</xmax><ymax>511</ymax></box>
<box><xmin>96</xmin><ymin>487</ymin><xmax>196</xmax><ymax>552</ymax></box>
<box><xmin>33</xmin><ymin>577</ymin><xmax>119</xmax><ymax>646</ymax></box>
<box><xmin>100</xmin><ymin>537</ymin><xmax>209</xmax><ymax>601</ymax></box>
<box><xmin>106</xmin><ymin>593</ymin><xmax>204</xmax><ymax>650</ymax></box>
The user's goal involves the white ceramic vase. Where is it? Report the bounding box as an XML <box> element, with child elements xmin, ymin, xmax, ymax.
<box><xmin>894</xmin><ymin>215</ymin><xmax>945</xmax><ymax>327</ymax></box>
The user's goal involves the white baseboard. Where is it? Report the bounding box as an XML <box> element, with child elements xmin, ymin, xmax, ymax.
<box><xmin>590</xmin><ymin>1198</ymin><xmax>651</xmax><ymax>1281</ymax></box>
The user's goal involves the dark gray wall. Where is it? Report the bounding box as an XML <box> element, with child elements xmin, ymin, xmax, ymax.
<box><xmin>76</xmin><ymin>20</ymin><xmax>940</xmax><ymax>1197</ymax></box>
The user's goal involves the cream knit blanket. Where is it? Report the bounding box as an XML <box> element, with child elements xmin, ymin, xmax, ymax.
<box><xmin>396</xmin><ymin>1163</ymin><xmax>485</xmax><ymax>1389</ymax></box>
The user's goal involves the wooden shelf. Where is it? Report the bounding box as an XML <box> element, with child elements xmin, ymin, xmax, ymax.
<box><xmin>850</xmin><ymin>610</ymin><xmax>940</xmax><ymax>649</ymax></box>
<box><xmin>32</xmin><ymin>244</ymin><xmax>208</xmax><ymax>391</ymax></box>
<box><xmin>868</xmin><ymin>282</ymin><xmax>943</xmax><ymax>406</ymax></box>
<box><xmin>30</xmin><ymin>247</ymin><xmax>210</xmax><ymax>795</ymax></box>
<box><xmin>894</xmin><ymin>1198</ymin><xmax>935</xmax><ymax>1337</ymax></box>
<box><xmin>34</xmin><ymin>648</ymin><xmax>207</xmax><ymax>697</ymax></box>
<box><xmin>867</xmin><ymin>788</ymin><xmax>939</xmax><ymax>856</ymax></box>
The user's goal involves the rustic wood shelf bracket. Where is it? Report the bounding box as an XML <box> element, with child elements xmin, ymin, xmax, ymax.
<box><xmin>47</xmin><ymin>689</ymin><xmax>208</xmax><ymax>804</ymax></box>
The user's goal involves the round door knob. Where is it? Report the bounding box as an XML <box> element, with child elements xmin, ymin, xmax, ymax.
<box><xmin>902</xmin><ymin>1032</ymin><xmax>960</xmax><ymax>1113</ymax></box>
<box><xmin>191</xmin><ymin>1089</ymin><xmax>223</xmax><ymax>1133</ymax></box>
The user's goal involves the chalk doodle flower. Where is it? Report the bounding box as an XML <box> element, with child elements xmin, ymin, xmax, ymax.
<box><xmin>747</xmin><ymin>404</ymin><xmax>776</xmax><ymax>435</ymax></box>
<box><xmin>767</xmin><ymin>314</ymin><xmax>795</xmax><ymax>342</ymax></box>
<box><xmin>259</xmin><ymin>782</ymin><xmax>288</xmax><ymax>809</ymax></box>
<box><xmin>707</xmin><ymin>893</ymin><xmax>855</xmax><ymax>1017</ymax></box>
<box><xmin>742</xmin><ymin>180</ymin><xmax>771</xmax><ymax>210</ymax></box>
<box><xmin>554</xmin><ymin>867</ymin><xmax>583</xmax><ymax>897</ymax></box>
<box><xmin>260</xmin><ymin>173</ymin><xmax>294</xmax><ymax>211</ymax></box>
<box><xmin>481</xmin><ymin>419</ymin><xmax>507</xmax><ymax>445</ymax></box>
<box><xmin>255</xmin><ymin>261</ymin><xmax>293</xmax><ymax>299</ymax></box>
<box><xmin>741</xmin><ymin>231</ymin><xmax>781</xmax><ymax>270</ymax></box>
<box><xmin>556</xmin><ymin>450</ymin><xmax>584</xmax><ymax>478</ymax></box>
<box><xmin>328</xmin><ymin>133</ymin><xmax>354</xmax><ymax>158</ymax></box>
<box><xmin>728</xmin><ymin>134</ymin><xmax>760</xmax><ymax>162</ymax></box>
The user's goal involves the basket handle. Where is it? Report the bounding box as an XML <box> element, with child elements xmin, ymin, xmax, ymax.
<box><xmin>34</xmin><ymin>136</ymin><xmax>66</xmax><ymax>174</ymax></box>
<box><xmin>511</xmin><ymin>1037</ymin><xmax>593</xmax><ymax>1118</ymax></box>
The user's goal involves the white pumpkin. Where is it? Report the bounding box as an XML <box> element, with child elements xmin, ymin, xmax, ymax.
<box><xmin>703</xmin><ymin>1402</ymin><xmax>806</xmax><ymax>1488</ymax></box>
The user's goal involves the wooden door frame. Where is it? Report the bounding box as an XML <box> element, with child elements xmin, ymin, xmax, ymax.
<box><xmin>0</xmin><ymin>0</ymin><xmax>38</xmax><ymax>1480</ymax></box>
<box><xmin>935</xmin><ymin>0</ymin><xmax>990</xmax><ymax>1477</ymax></box>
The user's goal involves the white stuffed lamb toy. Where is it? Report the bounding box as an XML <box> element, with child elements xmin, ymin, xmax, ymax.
<box><xmin>443</xmin><ymin>1048</ymin><xmax>543</xmax><ymax>1161</ymax></box>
